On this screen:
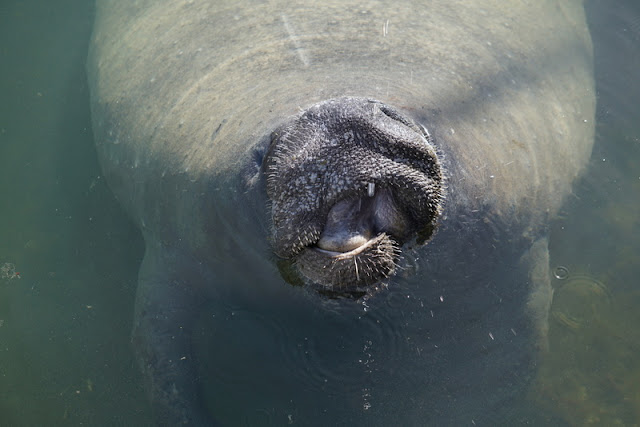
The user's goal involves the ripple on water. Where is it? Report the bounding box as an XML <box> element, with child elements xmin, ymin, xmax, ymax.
<box><xmin>282</xmin><ymin>298</ymin><xmax>406</xmax><ymax>397</ymax></box>
<box><xmin>551</xmin><ymin>274</ymin><xmax>611</xmax><ymax>331</ymax></box>
<box><xmin>201</xmin><ymin>289</ymin><xmax>432</xmax><ymax>420</ymax></box>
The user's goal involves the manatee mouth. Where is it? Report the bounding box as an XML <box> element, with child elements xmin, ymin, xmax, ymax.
<box><xmin>264</xmin><ymin>97</ymin><xmax>444</xmax><ymax>295</ymax></box>
<box><xmin>297</xmin><ymin>233</ymin><xmax>399</xmax><ymax>292</ymax></box>
<box><xmin>296</xmin><ymin>190</ymin><xmax>403</xmax><ymax>291</ymax></box>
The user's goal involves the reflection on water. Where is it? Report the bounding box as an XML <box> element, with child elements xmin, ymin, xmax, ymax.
<box><xmin>0</xmin><ymin>0</ymin><xmax>638</xmax><ymax>425</ymax></box>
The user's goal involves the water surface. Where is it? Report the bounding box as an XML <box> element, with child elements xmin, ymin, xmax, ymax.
<box><xmin>0</xmin><ymin>0</ymin><xmax>638</xmax><ymax>425</ymax></box>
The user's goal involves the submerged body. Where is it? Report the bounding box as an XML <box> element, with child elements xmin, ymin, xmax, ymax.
<box><xmin>88</xmin><ymin>0</ymin><xmax>594</xmax><ymax>425</ymax></box>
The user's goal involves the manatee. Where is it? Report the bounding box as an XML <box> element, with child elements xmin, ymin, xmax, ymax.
<box><xmin>88</xmin><ymin>0</ymin><xmax>595</xmax><ymax>425</ymax></box>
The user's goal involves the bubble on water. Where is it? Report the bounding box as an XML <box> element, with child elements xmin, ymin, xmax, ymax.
<box><xmin>553</xmin><ymin>266</ymin><xmax>569</xmax><ymax>280</ymax></box>
<box><xmin>362</xmin><ymin>388</ymin><xmax>372</xmax><ymax>411</ymax></box>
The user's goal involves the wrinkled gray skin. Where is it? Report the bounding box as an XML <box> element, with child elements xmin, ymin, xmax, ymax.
<box><xmin>266</xmin><ymin>98</ymin><xmax>444</xmax><ymax>292</ymax></box>
<box><xmin>88</xmin><ymin>0</ymin><xmax>594</xmax><ymax>425</ymax></box>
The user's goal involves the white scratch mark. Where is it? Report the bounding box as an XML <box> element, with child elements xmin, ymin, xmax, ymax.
<box><xmin>382</xmin><ymin>19</ymin><xmax>389</xmax><ymax>37</ymax></box>
<box><xmin>282</xmin><ymin>14</ymin><xmax>309</xmax><ymax>67</ymax></box>
<box><xmin>419</xmin><ymin>124</ymin><xmax>431</xmax><ymax>141</ymax></box>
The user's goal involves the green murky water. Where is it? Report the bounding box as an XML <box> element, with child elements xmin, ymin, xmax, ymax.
<box><xmin>0</xmin><ymin>1</ymin><xmax>150</xmax><ymax>424</ymax></box>
<box><xmin>534</xmin><ymin>127</ymin><xmax>640</xmax><ymax>425</ymax></box>
<box><xmin>532</xmin><ymin>2</ymin><xmax>640</xmax><ymax>424</ymax></box>
<box><xmin>0</xmin><ymin>0</ymin><xmax>638</xmax><ymax>425</ymax></box>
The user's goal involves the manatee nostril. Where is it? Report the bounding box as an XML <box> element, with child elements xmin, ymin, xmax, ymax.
<box><xmin>378</xmin><ymin>104</ymin><xmax>410</xmax><ymax>125</ymax></box>
<box><xmin>377</xmin><ymin>103</ymin><xmax>425</xmax><ymax>136</ymax></box>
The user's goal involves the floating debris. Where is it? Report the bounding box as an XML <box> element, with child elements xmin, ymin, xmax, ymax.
<box><xmin>1</xmin><ymin>263</ymin><xmax>20</xmax><ymax>280</ymax></box>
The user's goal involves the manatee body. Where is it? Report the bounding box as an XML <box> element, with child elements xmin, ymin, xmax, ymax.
<box><xmin>88</xmin><ymin>0</ymin><xmax>594</xmax><ymax>425</ymax></box>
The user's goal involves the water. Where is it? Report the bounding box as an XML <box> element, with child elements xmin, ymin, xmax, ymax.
<box><xmin>531</xmin><ymin>1</ymin><xmax>640</xmax><ymax>424</ymax></box>
<box><xmin>0</xmin><ymin>1</ymin><xmax>150</xmax><ymax>424</ymax></box>
<box><xmin>0</xmin><ymin>0</ymin><xmax>638</xmax><ymax>425</ymax></box>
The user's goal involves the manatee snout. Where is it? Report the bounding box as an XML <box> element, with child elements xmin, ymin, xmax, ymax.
<box><xmin>265</xmin><ymin>97</ymin><xmax>444</xmax><ymax>293</ymax></box>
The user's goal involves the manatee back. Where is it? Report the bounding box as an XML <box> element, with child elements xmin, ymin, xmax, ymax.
<box><xmin>88</xmin><ymin>0</ymin><xmax>594</xmax><ymax>237</ymax></box>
